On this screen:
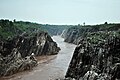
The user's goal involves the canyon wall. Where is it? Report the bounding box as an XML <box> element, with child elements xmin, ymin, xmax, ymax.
<box><xmin>64</xmin><ymin>24</ymin><xmax>120</xmax><ymax>80</ymax></box>
<box><xmin>65</xmin><ymin>25</ymin><xmax>120</xmax><ymax>80</ymax></box>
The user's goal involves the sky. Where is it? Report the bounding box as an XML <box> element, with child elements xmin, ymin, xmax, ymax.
<box><xmin>0</xmin><ymin>0</ymin><xmax>120</xmax><ymax>25</ymax></box>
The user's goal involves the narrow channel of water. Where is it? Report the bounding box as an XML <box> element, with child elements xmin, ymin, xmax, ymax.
<box><xmin>7</xmin><ymin>36</ymin><xmax>76</xmax><ymax>80</ymax></box>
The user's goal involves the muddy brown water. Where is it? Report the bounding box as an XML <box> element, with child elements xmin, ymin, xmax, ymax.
<box><xmin>1</xmin><ymin>36</ymin><xmax>76</xmax><ymax>80</ymax></box>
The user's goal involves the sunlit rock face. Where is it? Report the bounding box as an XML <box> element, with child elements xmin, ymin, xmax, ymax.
<box><xmin>65</xmin><ymin>31</ymin><xmax>120</xmax><ymax>80</ymax></box>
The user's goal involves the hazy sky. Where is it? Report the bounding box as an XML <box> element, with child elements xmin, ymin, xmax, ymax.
<box><xmin>0</xmin><ymin>0</ymin><xmax>120</xmax><ymax>25</ymax></box>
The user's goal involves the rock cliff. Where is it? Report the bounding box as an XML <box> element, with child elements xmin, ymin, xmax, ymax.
<box><xmin>0</xmin><ymin>31</ymin><xmax>60</xmax><ymax>76</ymax></box>
<box><xmin>0</xmin><ymin>31</ymin><xmax>60</xmax><ymax>57</ymax></box>
<box><xmin>65</xmin><ymin>31</ymin><xmax>120</xmax><ymax>80</ymax></box>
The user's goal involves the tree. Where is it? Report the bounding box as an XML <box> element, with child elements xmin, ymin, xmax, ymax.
<box><xmin>13</xmin><ymin>19</ymin><xmax>16</xmax><ymax>23</ymax></box>
<box><xmin>104</xmin><ymin>22</ymin><xmax>108</xmax><ymax>24</ymax></box>
<box><xmin>78</xmin><ymin>24</ymin><xmax>80</xmax><ymax>26</ymax></box>
<box><xmin>83</xmin><ymin>22</ymin><xmax>85</xmax><ymax>26</ymax></box>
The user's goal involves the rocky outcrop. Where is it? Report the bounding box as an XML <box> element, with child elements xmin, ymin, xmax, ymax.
<box><xmin>0</xmin><ymin>48</ymin><xmax>37</xmax><ymax>76</ymax></box>
<box><xmin>0</xmin><ymin>31</ymin><xmax>60</xmax><ymax>57</ymax></box>
<box><xmin>65</xmin><ymin>31</ymin><xmax>120</xmax><ymax>80</ymax></box>
<box><xmin>13</xmin><ymin>31</ymin><xmax>60</xmax><ymax>57</ymax></box>
<box><xmin>0</xmin><ymin>31</ymin><xmax>60</xmax><ymax>76</ymax></box>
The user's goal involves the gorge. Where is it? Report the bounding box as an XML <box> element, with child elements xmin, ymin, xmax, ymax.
<box><xmin>1</xmin><ymin>19</ymin><xmax>120</xmax><ymax>80</ymax></box>
<box><xmin>3</xmin><ymin>36</ymin><xmax>76</xmax><ymax>80</ymax></box>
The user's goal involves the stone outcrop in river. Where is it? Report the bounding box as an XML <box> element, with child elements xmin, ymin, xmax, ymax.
<box><xmin>0</xmin><ymin>31</ymin><xmax>60</xmax><ymax>76</ymax></box>
<box><xmin>65</xmin><ymin>31</ymin><xmax>120</xmax><ymax>80</ymax></box>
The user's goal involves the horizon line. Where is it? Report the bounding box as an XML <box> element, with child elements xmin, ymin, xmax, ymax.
<box><xmin>0</xmin><ymin>18</ymin><xmax>120</xmax><ymax>26</ymax></box>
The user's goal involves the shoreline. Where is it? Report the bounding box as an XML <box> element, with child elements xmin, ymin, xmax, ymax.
<box><xmin>0</xmin><ymin>55</ymin><xmax>57</xmax><ymax>80</ymax></box>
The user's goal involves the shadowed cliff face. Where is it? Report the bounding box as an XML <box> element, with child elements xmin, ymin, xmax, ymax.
<box><xmin>65</xmin><ymin>31</ymin><xmax>120</xmax><ymax>80</ymax></box>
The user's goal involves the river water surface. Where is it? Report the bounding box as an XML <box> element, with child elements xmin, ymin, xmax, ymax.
<box><xmin>4</xmin><ymin>36</ymin><xmax>76</xmax><ymax>80</ymax></box>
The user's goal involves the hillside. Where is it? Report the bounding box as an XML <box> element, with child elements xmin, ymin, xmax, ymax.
<box><xmin>0</xmin><ymin>19</ymin><xmax>43</xmax><ymax>40</ymax></box>
<box><xmin>0</xmin><ymin>19</ymin><xmax>72</xmax><ymax>40</ymax></box>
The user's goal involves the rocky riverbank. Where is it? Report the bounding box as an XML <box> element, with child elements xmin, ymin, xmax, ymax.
<box><xmin>0</xmin><ymin>31</ymin><xmax>60</xmax><ymax>76</ymax></box>
<box><xmin>65</xmin><ymin>31</ymin><xmax>120</xmax><ymax>80</ymax></box>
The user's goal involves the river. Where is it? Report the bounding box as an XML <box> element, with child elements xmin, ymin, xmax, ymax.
<box><xmin>3</xmin><ymin>36</ymin><xmax>76</xmax><ymax>80</ymax></box>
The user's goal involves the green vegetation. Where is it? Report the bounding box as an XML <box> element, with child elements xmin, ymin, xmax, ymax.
<box><xmin>79</xmin><ymin>23</ymin><xmax>120</xmax><ymax>31</ymax></box>
<box><xmin>87</xmin><ymin>31</ymin><xmax>120</xmax><ymax>44</ymax></box>
<box><xmin>1</xmin><ymin>19</ymin><xmax>119</xmax><ymax>41</ymax></box>
<box><xmin>0</xmin><ymin>19</ymin><xmax>43</xmax><ymax>40</ymax></box>
<box><xmin>80</xmin><ymin>23</ymin><xmax>120</xmax><ymax>44</ymax></box>
<box><xmin>0</xmin><ymin>19</ymin><xmax>72</xmax><ymax>40</ymax></box>
<box><xmin>0</xmin><ymin>20</ymin><xmax>16</xmax><ymax>39</ymax></box>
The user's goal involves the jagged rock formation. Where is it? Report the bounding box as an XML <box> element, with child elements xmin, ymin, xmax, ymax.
<box><xmin>0</xmin><ymin>48</ymin><xmax>37</xmax><ymax>76</ymax></box>
<box><xmin>0</xmin><ymin>31</ymin><xmax>60</xmax><ymax>57</ymax></box>
<box><xmin>65</xmin><ymin>31</ymin><xmax>120</xmax><ymax>80</ymax></box>
<box><xmin>0</xmin><ymin>31</ymin><xmax>60</xmax><ymax>76</ymax></box>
